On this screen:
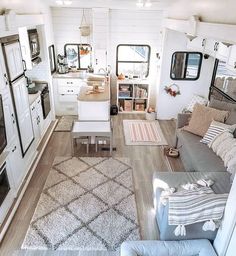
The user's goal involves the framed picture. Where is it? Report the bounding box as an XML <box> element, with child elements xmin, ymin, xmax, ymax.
<box><xmin>48</xmin><ymin>44</ymin><xmax>56</xmax><ymax>74</ymax></box>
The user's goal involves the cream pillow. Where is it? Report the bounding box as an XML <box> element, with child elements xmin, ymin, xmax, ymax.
<box><xmin>200</xmin><ymin>120</ymin><xmax>236</xmax><ymax>145</ymax></box>
<box><xmin>185</xmin><ymin>94</ymin><xmax>208</xmax><ymax>113</ymax></box>
<box><xmin>183</xmin><ymin>103</ymin><xmax>230</xmax><ymax>137</ymax></box>
<box><xmin>224</xmin><ymin>146</ymin><xmax>236</xmax><ymax>167</ymax></box>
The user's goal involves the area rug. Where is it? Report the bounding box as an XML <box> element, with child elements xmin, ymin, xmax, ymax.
<box><xmin>123</xmin><ymin>120</ymin><xmax>168</xmax><ymax>146</ymax></box>
<box><xmin>22</xmin><ymin>157</ymin><xmax>140</xmax><ymax>252</ymax></box>
<box><xmin>54</xmin><ymin>116</ymin><xmax>77</xmax><ymax>132</ymax></box>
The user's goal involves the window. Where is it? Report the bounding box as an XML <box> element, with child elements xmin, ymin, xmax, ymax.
<box><xmin>210</xmin><ymin>59</ymin><xmax>236</xmax><ymax>101</ymax></box>
<box><xmin>170</xmin><ymin>52</ymin><xmax>202</xmax><ymax>80</ymax></box>
<box><xmin>116</xmin><ymin>44</ymin><xmax>151</xmax><ymax>78</ymax></box>
<box><xmin>64</xmin><ymin>44</ymin><xmax>92</xmax><ymax>70</ymax></box>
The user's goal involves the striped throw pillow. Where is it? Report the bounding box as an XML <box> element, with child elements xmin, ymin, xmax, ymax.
<box><xmin>200</xmin><ymin>120</ymin><xmax>236</xmax><ymax>145</ymax></box>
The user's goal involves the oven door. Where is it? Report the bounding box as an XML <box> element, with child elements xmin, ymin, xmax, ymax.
<box><xmin>0</xmin><ymin>163</ymin><xmax>10</xmax><ymax>206</ymax></box>
<box><xmin>41</xmin><ymin>90</ymin><xmax>51</xmax><ymax>119</ymax></box>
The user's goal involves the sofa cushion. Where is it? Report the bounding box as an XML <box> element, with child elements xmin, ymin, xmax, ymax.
<box><xmin>183</xmin><ymin>103</ymin><xmax>229</xmax><ymax>137</ymax></box>
<box><xmin>209</xmin><ymin>98</ymin><xmax>236</xmax><ymax>125</ymax></box>
<box><xmin>177</xmin><ymin>129</ymin><xmax>226</xmax><ymax>172</ymax></box>
<box><xmin>153</xmin><ymin>172</ymin><xmax>231</xmax><ymax>241</ymax></box>
<box><xmin>121</xmin><ymin>240</ymin><xmax>217</xmax><ymax>256</ymax></box>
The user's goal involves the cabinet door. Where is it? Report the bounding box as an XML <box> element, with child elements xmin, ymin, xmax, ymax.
<box><xmin>227</xmin><ymin>45</ymin><xmax>236</xmax><ymax>69</ymax></box>
<box><xmin>35</xmin><ymin>96</ymin><xmax>44</xmax><ymax>135</ymax></box>
<box><xmin>19</xmin><ymin>27</ymin><xmax>32</xmax><ymax>70</ymax></box>
<box><xmin>187</xmin><ymin>37</ymin><xmax>205</xmax><ymax>52</ymax></box>
<box><xmin>12</xmin><ymin>77</ymin><xmax>34</xmax><ymax>153</ymax></box>
<box><xmin>3</xmin><ymin>93</ymin><xmax>17</xmax><ymax>147</ymax></box>
<box><xmin>215</xmin><ymin>42</ymin><xmax>230</xmax><ymax>61</ymax></box>
<box><xmin>8</xmin><ymin>139</ymin><xmax>24</xmax><ymax>192</ymax></box>
<box><xmin>204</xmin><ymin>39</ymin><xmax>217</xmax><ymax>57</ymax></box>
<box><xmin>30</xmin><ymin>102</ymin><xmax>40</xmax><ymax>146</ymax></box>
<box><xmin>4</xmin><ymin>42</ymin><xmax>24</xmax><ymax>81</ymax></box>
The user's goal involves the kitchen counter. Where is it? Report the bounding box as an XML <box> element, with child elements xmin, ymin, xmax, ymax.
<box><xmin>28</xmin><ymin>91</ymin><xmax>41</xmax><ymax>106</ymax></box>
<box><xmin>53</xmin><ymin>71</ymin><xmax>87</xmax><ymax>79</ymax></box>
<box><xmin>78</xmin><ymin>85</ymin><xmax>110</xmax><ymax>102</ymax></box>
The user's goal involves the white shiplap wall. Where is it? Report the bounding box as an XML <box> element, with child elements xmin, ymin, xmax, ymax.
<box><xmin>109</xmin><ymin>10</ymin><xmax>163</xmax><ymax>106</ymax></box>
<box><xmin>51</xmin><ymin>7</ymin><xmax>92</xmax><ymax>55</ymax></box>
<box><xmin>51</xmin><ymin>8</ymin><xmax>163</xmax><ymax>106</ymax></box>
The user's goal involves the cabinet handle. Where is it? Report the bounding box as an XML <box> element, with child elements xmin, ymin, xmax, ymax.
<box><xmin>31</xmin><ymin>106</ymin><xmax>35</xmax><ymax>111</ymax></box>
<box><xmin>11</xmin><ymin>113</ymin><xmax>15</xmax><ymax>124</ymax></box>
<box><xmin>12</xmin><ymin>146</ymin><xmax>16</xmax><ymax>152</ymax></box>
<box><xmin>37</xmin><ymin>100</ymin><xmax>41</xmax><ymax>104</ymax></box>
<box><xmin>214</xmin><ymin>42</ymin><xmax>219</xmax><ymax>51</ymax></box>
<box><xmin>202</xmin><ymin>39</ymin><xmax>205</xmax><ymax>47</ymax></box>
<box><xmin>234</xmin><ymin>62</ymin><xmax>236</xmax><ymax>69</ymax></box>
<box><xmin>67</xmin><ymin>82</ymin><xmax>73</xmax><ymax>84</ymax></box>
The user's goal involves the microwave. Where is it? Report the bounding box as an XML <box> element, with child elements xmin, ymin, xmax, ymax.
<box><xmin>28</xmin><ymin>29</ymin><xmax>40</xmax><ymax>60</ymax></box>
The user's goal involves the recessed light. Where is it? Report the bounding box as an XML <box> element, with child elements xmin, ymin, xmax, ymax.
<box><xmin>55</xmin><ymin>0</ymin><xmax>63</xmax><ymax>5</ymax></box>
<box><xmin>145</xmin><ymin>1</ymin><xmax>152</xmax><ymax>7</ymax></box>
<box><xmin>64</xmin><ymin>0</ymin><xmax>72</xmax><ymax>5</ymax></box>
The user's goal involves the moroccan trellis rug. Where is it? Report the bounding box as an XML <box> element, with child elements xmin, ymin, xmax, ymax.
<box><xmin>123</xmin><ymin>119</ymin><xmax>168</xmax><ymax>146</ymax></box>
<box><xmin>54</xmin><ymin>116</ymin><xmax>77</xmax><ymax>132</ymax></box>
<box><xmin>22</xmin><ymin>157</ymin><xmax>140</xmax><ymax>251</ymax></box>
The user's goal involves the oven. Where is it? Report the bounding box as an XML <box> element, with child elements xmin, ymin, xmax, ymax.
<box><xmin>0</xmin><ymin>95</ymin><xmax>7</xmax><ymax>155</ymax></box>
<box><xmin>0</xmin><ymin>163</ymin><xmax>10</xmax><ymax>207</ymax></box>
<box><xmin>41</xmin><ymin>86</ymin><xmax>51</xmax><ymax>119</ymax></box>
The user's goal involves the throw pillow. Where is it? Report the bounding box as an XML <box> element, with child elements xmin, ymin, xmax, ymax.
<box><xmin>208</xmin><ymin>98</ymin><xmax>236</xmax><ymax>125</ymax></box>
<box><xmin>209</xmin><ymin>131</ymin><xmax>236</xmax><ymax>166</ymax></box>
<box><xmin>184</xmin><ymin>94</ymin><xmax>208</xmax><ymax>113</ymax></box>
<box><xmin>200</xmin><ymin>120</ymin><xmax>236</xmax><ymax>145</ymax></box>
<box><xmin>224</xmin><ymin>146</ymin><xmax>236</xmax><ymax>167</ymax></box>
<box><xmin>183</xmin><ymin>103</ymin><xmax>230</xmax><ymax>137</ymax></box>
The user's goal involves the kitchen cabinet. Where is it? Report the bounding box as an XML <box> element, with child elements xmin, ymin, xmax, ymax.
<box><xmin>8</xmin><ymin>139</ymin><xmax>24</xmax><ymax>193</ymax></box>
<box><xmin>19</xmin><ymin>27</ymin><xmax>33</xmax><ymax>70</ymax></box>
<box><xmin>3</xmin><ymin>41</ymin><xmax>24</xmax><ymax>81</ymax></box>
<box><xmin>11</xmin><ymin>77</ymin><xmax>34</xmax><ymax>153</ymax></box>
<box><xmin>2</xmin><ymin>93</ymin><xmax>17</xmax><ymax>147</ymax></box>
<box><xmin>54</xmin><ymin>77</ymin><xmax>85</xmax><ymax>115</ymax></box>
<box><xmin>30</xmin><ymin>95</ymin><xmax>44</xmax><ymax>147</ymax></box>
<box><xmin>204</xmin><ymin>39</ymin><xmax>230</xmax><ymax>61</ymax></box>
<box><xmin>227</xmin><ymin>45</ymin><xmax>236</xmax><ymax>70</ymax></box>
<box><xmin>187</xmin><ymin>37</ymin><xmax>206</xmax><ymax>52</ymax></box>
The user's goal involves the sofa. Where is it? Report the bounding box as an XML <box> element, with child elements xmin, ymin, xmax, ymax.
<box><xmin>153</xmin><ymin>171</ymin><xmax>231</xmax><ymax>241</ymax></box>
<box><xmin>175</xmin><ymin>98</ymin><xmax>236</xmax><ymax>172</ymax></box>
<box><xmin>121</xmin><ymin>239</ymin><xmax>217</xmax><ymax>256</ymax></box>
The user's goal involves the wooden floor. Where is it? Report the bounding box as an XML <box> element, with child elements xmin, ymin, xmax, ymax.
<box><xmin>0</xmin><ymin>114</ymin><xmax>184</xmax><ymax>256</ymax></box>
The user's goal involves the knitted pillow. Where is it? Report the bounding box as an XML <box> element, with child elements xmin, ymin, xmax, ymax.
<box><xmin>183</xmin><ymin>104</ymin><xmax>230</xmax><ymax>137</ymax></box>
<box><xmin>185</xmin><ymin>94</ymin><xmax>208</xmax><ymax>113</ymax></box>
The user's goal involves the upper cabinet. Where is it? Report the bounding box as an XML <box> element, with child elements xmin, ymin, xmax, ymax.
<box><xmin>227</xmin><ymin>45</ymin><xmax>236</xmax><ymax>70</ymax></box>
<box><xmin>187</xmin><ymin>37</ymin><xmax>205</xmax><ymax>52</ymax></box>
<box><xmin>187</xmin><ymin>36</ymin><xmax>231</xmax><ymax>62</ymax></box>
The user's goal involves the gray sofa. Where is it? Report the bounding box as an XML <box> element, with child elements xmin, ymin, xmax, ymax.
<box><xmin>176</xmin><ymin>98</ymin><xmax>236</xmax><ymax>172</ymax></box>
<box><xmin>120</xmin><ymin>239</ymin><xmax>217</xmax><ymax>256</ymax></box>
<box><xmin>153</xmin><ymin>171</ymin><xmax>231</xmax><ymax>241</ymax></box>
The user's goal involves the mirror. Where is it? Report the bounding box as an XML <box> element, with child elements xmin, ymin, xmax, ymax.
<box><xmin>170</xmin><ymin>52</ymin><xmax>202</xmax><ymax>80</ymax></box>
<box><xmin>212</xmin><ymin>60</ymin><xmax>236</xmax><ymax>101</ymax></box>
<box><xmin>64</xmin><ymin>44</ymin><xmax>92</xmax><ymax>70</ymax></box>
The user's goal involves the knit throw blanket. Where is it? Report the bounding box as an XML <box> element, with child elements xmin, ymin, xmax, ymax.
<box><xmin>168</xmin><ymin>187</ymin><xmax>228</xmax><ymax>236</ymax></box>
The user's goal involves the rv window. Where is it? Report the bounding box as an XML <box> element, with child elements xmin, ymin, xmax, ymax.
<box><xmin>64</xmin><ymin>44</ymin><xmax>92</xmax><ymax>70</ymax></box>
<box><xmin>170</xmin><ymin>52</ymin><xmax>202</xmax><ymax>80</ymax></box>
<box><xmin>116</xmin><ymin>44</ymin><xmax>151</xmax><ymax>78</ymax></box>
<box><xmin>211</xmin><ymin>59</ymin><xmax>236</xmax><ymax>101</ymax></box>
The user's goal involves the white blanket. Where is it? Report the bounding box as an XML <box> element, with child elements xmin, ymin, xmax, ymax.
<box><xmin>168</xmin><ymin>187</ymin><xmax>228</xmax><ymax>236</ymax></box>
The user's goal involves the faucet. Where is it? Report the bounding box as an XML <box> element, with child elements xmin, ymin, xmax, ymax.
<box><xmin>98</xmin><ymin>68</ymin><xmax>106</xmax><ymax>74</ymax></box>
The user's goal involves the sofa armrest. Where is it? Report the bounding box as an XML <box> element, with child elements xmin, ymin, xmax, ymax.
<box><xmin>177</xmin><ymin>113</ymin><xmax>192</xmax><ymax>129</ymax></box>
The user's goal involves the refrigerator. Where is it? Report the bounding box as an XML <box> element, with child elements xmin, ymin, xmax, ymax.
<box><xmin>2</xmin><ymin>37</ymin><xmax>34</xmax><ymax>156</ymax></box>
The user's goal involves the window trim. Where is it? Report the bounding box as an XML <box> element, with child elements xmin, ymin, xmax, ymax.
<box><xmin>170</xmin><ymin>51</ymin><xmax>203</xmax><ymax>81</ymax></box>
<box><xmin>116</xmin><ymin>44</ymin><xmax>151</xmax><ymax>77</ymax></box>
<box><xmin>64</xmin><ymin>43</ymin><xmax>92</xmax><ymax>70</ymax></box>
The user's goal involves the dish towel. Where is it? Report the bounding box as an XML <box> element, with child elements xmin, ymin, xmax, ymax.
<box><xmin>168</xmin><ymin>187</ymin><xmax>228</xmax><ymax>236</ymax></box>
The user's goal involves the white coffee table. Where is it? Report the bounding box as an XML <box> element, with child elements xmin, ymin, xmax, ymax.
<box><xmin>71</xmin><ymin>121</ymin><xmax>112</xmax><ymax>155</ymax></box>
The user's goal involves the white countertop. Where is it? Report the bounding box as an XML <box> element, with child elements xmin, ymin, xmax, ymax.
<box><xmin>28</xmin><ymin>91</ymin><xmax>41</xmax><ymax>106</ymax></box>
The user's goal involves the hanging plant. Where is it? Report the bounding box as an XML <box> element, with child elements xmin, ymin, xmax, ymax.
<box><xmin>79</xmin><ymin>9</ymin><xmax>90</xmax><ymax>37</ymax></box>
<box><xmin>164</xmin><ymin>84</ymin><xmax>181</xmax><ymax>97</ymax></box>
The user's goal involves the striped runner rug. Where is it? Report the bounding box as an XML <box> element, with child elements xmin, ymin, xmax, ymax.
<box><xmin>123</xmin><ymin>120</ymin><xmax>168</xmax><ymax>146</ymax></box>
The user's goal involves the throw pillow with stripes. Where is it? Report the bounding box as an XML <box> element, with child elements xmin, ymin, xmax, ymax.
<box><xmin>200</xmin><ymin>120</ymin><xmax>236</xmax><ymax>145</ymax></box>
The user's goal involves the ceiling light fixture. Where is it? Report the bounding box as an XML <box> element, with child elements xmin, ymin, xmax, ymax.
<box><xmin>136</xmin><ymin>0</ymin><xmax>152</xmax><ymax>8</ymax></box>
<box><xmin>55</xmin><ymin>0</ymin><xmax>72</xmax><ymax>6</ymax></box>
